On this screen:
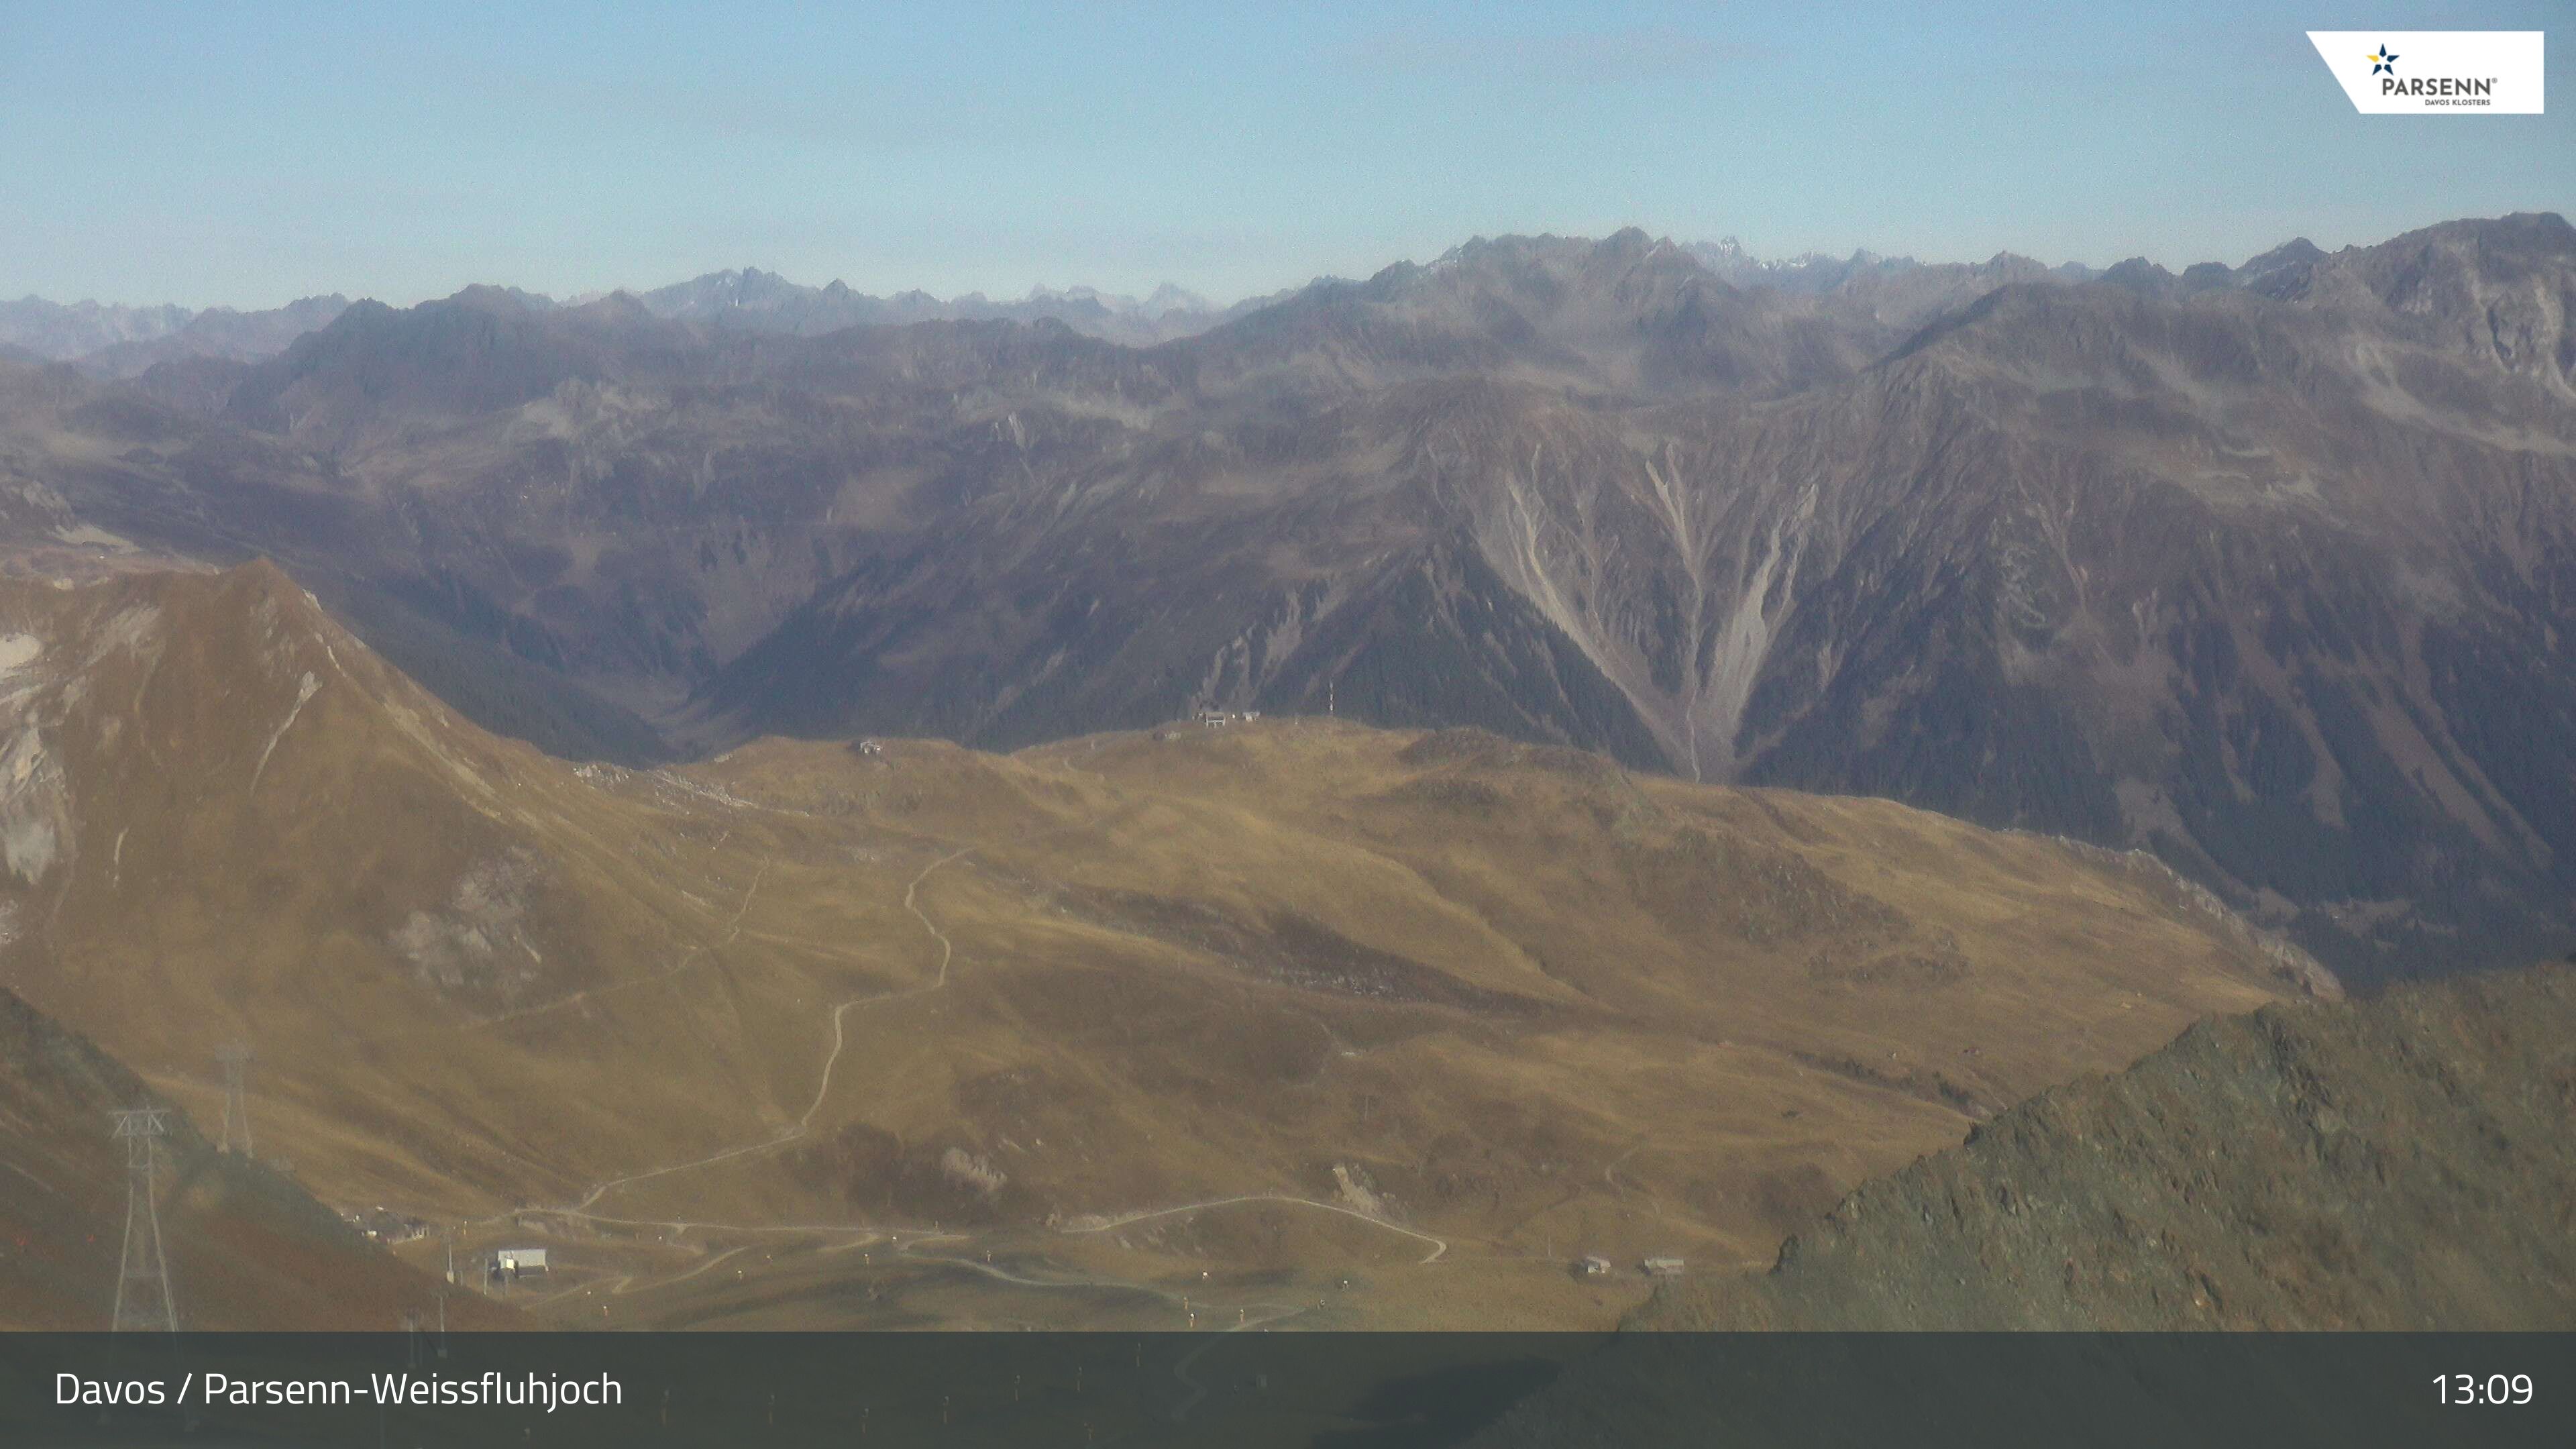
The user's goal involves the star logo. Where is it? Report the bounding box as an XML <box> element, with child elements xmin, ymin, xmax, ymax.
<box><xmin>2367</xmin><ymin>44</ymin><xmax>2399</xmax><ymax>75</ymax></box>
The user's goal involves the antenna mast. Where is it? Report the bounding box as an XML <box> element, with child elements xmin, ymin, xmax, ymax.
<box><xmin>109</xmin><ymin>1108</ymin><xmax>178</xmax><ymax>1332</ymax></box>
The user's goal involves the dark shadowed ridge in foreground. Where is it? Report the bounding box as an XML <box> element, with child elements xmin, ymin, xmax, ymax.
<box><xmin>0</xmin><ymin>986</ymin><xmax>516</xmax><ymax>1330</ymax></box>
<box><xmin>1638</xmin><ymin>959</ymin><xmax>2576</xmax><ymax>1331</ymax></box>
<box><xmin>1453</xmin><ymin>961</ymin><xmax>2576</xmax><ymax>1443</ymax></box>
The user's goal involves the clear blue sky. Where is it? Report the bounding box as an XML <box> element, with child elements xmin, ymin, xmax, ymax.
<box><xmin>5</xmin><ymin>1</ymin><xmax>2568</xmax><ymax>308</ymax></box>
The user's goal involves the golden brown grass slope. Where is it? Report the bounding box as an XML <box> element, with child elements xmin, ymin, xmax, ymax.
<box><xmin>0</xmin><ymin>563</ymin><xmax>2320</xmax><ymax>1328</ymax></box>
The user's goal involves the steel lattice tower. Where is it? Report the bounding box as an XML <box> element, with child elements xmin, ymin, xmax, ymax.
<box><xmin>215</xmin><ymin>1043</ymin><xmax>253</xmax><ymax>1156</ymax></box>
<box><xmin>109</xmin><ymin>1108</ymin><xmax>178</xmax><ymax>1333</ymax></box>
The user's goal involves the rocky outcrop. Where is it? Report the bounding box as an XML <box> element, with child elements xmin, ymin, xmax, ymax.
<box><xmin>1642</xmin><ymin>961</ymin><xmax>2576</xmax><ymax>1330</ymax></box>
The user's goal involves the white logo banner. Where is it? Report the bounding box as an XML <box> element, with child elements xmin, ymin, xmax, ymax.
<box><xmin>2306</xmin><ymin>31</ymin><xmax>2544</xmax><ymax>113</ymax></box>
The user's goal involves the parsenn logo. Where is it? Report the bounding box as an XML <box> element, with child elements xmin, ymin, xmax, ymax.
<box><xmin>2306</xmin><ymin>31</ymin><xmax>2543</xmax><ymax>114</ymax></box>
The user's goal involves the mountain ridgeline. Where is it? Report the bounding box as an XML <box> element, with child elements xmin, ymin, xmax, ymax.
<box><xmin>1640</xmin><ymin>959</ymin><xmax>2576</xmax><ymax>1332</ymax></box>
<box><xmin>1454</xmin><ymin>964</ymin><xmax>2576</xmax><ymax>1441</ymax></box>
<box><xmin>2</xmin><ymin>214</ymin><xmax>2572</xmax><ymax>982</ymax></box>
<box><xmin>0</xmin><ymin>563</ymin><xmax>2314</xmax><ymax>1329</ymax></box>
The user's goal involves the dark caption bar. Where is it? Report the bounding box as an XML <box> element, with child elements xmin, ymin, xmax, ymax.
<box><xmin>3</xmin><ymin>1331</ymin><xmax>2570</xmax><ymax>1446</ymax></box>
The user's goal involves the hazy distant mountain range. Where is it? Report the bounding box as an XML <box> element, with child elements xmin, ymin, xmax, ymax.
<box><xmin>1</xmin><ymin>215</ymin><xmax>2571</xmax><ymax>985</ymax></box>
<box><xmin>0</xmin><ymin>229</ymin><xmax>2137</xmax><ymax>373</ymax></box>
<box><xmin>0</xmin><ymin>268</ymin><xmax>1282</xmax><ymax>374</ymax></box>
<box><xmin>623</xmin><ymin>268</ymin><xmax>1285</xmax><ymax>346</ymax></box>
<box><xmin>0</xmin><ymin>294</ymin><xmax>353</xmax><ymax>378</ymax></box>
<box><xmin>0</xmin><ymin>232</ymin><xmax>2296</xmax><ymax>370</ymax></box>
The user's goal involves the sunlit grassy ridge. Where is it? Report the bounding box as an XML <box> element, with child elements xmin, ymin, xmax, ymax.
<box><xmin>0</xmin><ymin>564</ymin><xmax>2310</xmax><ymax>1328</ymax></box>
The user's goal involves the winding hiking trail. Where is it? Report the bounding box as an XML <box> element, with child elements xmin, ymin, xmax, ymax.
<box><xmin>470</xmin><ymin>837</ymin><xmax>979</xmax><ymax>1308</ymax></box>
<box><xmin>518</xmin><ymin>1243</ymin><xmax>763</xmax><ymax>1311</ymax></box>
<box><xmin>483</xmin><ymin>750</ymin><xmax>1448</xmax><ymax>1319</ymax></box>
<box><xmin>557</xmin><ymin>845</ymin><xmax>974</xmax><ymax>1215</ymax></box>
<box><xmin>1065</xmin><ymin>1195</ymin><xmax>1448</xmax><ymax>1265</ymax></box>
<box><xmin>1033</xmin><ymin>742</ymin><xmax>1453</xmax><ymax>1267</ymax></box>
<box><xmin>795</xmin><ymin>844</ymin><xmax>975</xmax><ymax>1134</ymax></box>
